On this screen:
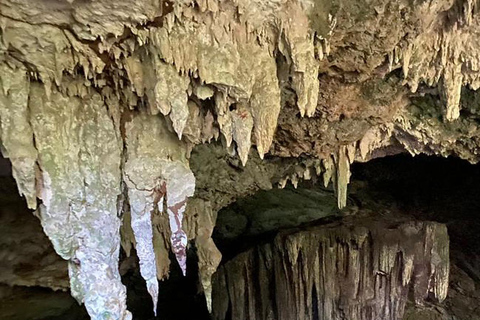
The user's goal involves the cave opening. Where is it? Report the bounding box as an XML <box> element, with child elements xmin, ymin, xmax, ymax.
<box><xmin>1</xmin><ymin>153</ymin><xmax>480</xmax><ymax>319</ymax></box>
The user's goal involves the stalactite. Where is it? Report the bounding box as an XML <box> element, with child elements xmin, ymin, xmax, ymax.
<box><xmin>124</xmin><ymin>113</ymin><xmax>195</xmax><ymax>309</ymax></box>
<box><xmin>31</xmin><ymin>85</ymin><xmax>131</xmax><ymax>320</ymax></box>
<box><xmin>231</xmin><ymin>104</ymin><xmax>254</xmax><ymax>166</ymax></box>
<box><xmin>1</xmin><ymin>67</ymin><xmax>133</xmax><ymax>319</ymax></box>
<box><xmin>333</xmin><ymin>146</ymin><xmax>350</xmax><ymax>209</ymax></box>
<box><xmin>333</xmin><ymin>144</ymin><xmax>356</xmax><ymax>209</ymax></box>
<box><xmin>358</xmin><ymin>124</ymin><xmax>395</xmax><ymax>161</ymax></box>
<box><xmin>275</xmin><ymin>150</ymin><xmax>353</xmax><ymax>210</ymax></box>
<box><xmin>212</xmin><ymin>219</ymin><xmax>449</xmax><ymax>320</ymax></box>
<box><xmin>398</xmin><ymin>2</ymin><xmax>480</xmax><ymax>121</ymax></box>
<box><xmin>184</xmin><ymin>199</ymin><xmax>222</xmax><ymax>313</ymax></box>
<box><xmin>280</xmin><ymin>2</ymin><xmax>321</xmax><ymax>117</ymax></box>
<box><xmin>0</xmin><ymin>64</ymin><xmax>37</xmax><ymax>209</ymax></box>
<box><xmin>126</xmin><ymin>188</ymin><xmax>160</xmax><ymax>314</ymax></box>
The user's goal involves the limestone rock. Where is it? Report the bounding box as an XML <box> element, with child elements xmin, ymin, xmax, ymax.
<box><xmin>0</xmin><ymin>64</ymin><xmax>37</xmax><ymax>209</ymax></box>
<box><xmin>124</xmin><ymin>113</ymin><xmax>195</xmax><ymax>311</ymax></box>
<box><xmin>1</xmin><ymin>0</ymin><xmax>480</xmax><ymax>318</ymax></box>
<box><xmin>184</xmin><ymin>199</ymin><xmax>222</xmax><ymax>312</ymax></box>
<box><xmin>212</xmin><ymin>218</ymin><xmax>449</xmax><ymax>320</ymax></box>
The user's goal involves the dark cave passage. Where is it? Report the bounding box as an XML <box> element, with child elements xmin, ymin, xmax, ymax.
<box><xmin>352</xmin><ymin>155</ymin><xmax>480</xmax><ymax>298</ymax></box>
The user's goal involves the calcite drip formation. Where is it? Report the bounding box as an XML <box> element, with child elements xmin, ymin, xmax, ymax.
<box><xmin>212</xmin><ymin>219</ymin><xmax>450</xmax><ymax>320</ymax></box>
<box><xmin>0</xmin><ymin>0</ymin><xmax>478</xmax><ymax>318</ymax></box>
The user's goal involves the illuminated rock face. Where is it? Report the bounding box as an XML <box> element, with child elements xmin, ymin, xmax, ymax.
<box><xmin>212</xmin><ymin>219</ymin><xmax>449</xmax><ymax>320</ymax></box>
<box><xmin>1</xmin><ymin>0</ymin><xmax>480</xmax><ymax>318</ymax></box>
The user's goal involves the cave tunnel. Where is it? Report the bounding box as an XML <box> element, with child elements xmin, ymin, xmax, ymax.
<box><xmin>1</xmin><ymin>153</ymin><xmax>479</xmax><ymax>320</ymax></box>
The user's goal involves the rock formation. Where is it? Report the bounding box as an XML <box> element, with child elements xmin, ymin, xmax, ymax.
<box><xmin>212</xmin><ymin>218</ymin><xmax>450</xmax><ymax>320</ymax></box>
<box><xmin>1</xmin><ymin>0</ymin><xmax>480</xmax><ymax>318</ymax></box>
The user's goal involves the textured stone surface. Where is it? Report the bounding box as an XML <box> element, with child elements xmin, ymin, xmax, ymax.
<box><xmin>212</xmin><ymin>218</ymin><xmax>449</xmax><ymax>320</ymax></box>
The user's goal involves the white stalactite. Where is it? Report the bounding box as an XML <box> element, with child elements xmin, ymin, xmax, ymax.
<box><xmin>0</xmin><ymin>66</ymin><xmax>132</xmax><ymax>319</ymax></box>
<box><xmin>124</xmin><ymin>113</ymin><xmax>195</xmax><ymax>309</ymax></box>
<box><xmin>128</xmin><ymin>188</ymin><xmax>159</xmax><ymax>314</ymax></box>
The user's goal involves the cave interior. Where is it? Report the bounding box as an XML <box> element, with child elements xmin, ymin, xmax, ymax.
<box><xmin>2</xmin><ymin>0</ymin><xmax>480</xmax><ymax>319</ymax></box>
<box><xmin>1</xmin><ymin>153</ymin><xmax>480</xmax><ymax>320</ymax></box>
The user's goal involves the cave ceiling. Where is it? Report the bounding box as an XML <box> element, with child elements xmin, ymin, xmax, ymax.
<box><xmin>1</xmin><ymin>0</ymin><xmax>480</xmax><ymax>319</ymax></box>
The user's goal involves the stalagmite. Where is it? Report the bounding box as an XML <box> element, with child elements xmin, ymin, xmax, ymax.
<box><xmin>212</xmin><ymin>218</ymin><xmax>449</xmax><ymax>320</ymax></box>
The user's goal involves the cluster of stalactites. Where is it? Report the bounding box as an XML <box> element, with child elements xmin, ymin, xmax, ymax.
<box><xmin>0</xmin><ymin>1</ymin><xmax>334</xmax><ymax>316</ymax></box>
<box><xmin>0</xmin><ymin>62</ymin><xmax>208</xmax><ymax>318</ymax></box>
<box><xmin>394</xmin><ymin>0</ymin><xmax>480</xmax><ymax>121</ymax></box>
<box><xmin>122</xmin><ymin>113</ymin><xmax>196</xmax><ymax>314</ymax></box>
<box><xmin>277</xmin><ymin>143</ymin><xmax>356</xmax><ymax>209</ymax></box>
<box><xmin>118</xmin><ymin>0</ymin><xmax>332</xmax><ymax>166</ymax></box>
<box><xmin>1</xmin><ymin>0</ymin><xmax>333</xmax><ymax>167</ymax></box>
<box><xmin>212</xmin><ymin>219</ymin><xmax>449</xmax><ymax>320</ymax></box>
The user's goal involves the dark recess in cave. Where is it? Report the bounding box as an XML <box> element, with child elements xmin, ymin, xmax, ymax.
<box><xmin>122</xmin><ymin>245</ymin><xmax>211</xmax><ymax>320</ymax></box>
<box><xmin>212</xmin><ymin>154</ymin><xmax>480</xmax><ymax>320</ymax></box>
<box><xmin>351</xmin><ymin>154</ymin><xmax>480</xmax><ymax>285</ymax></box>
